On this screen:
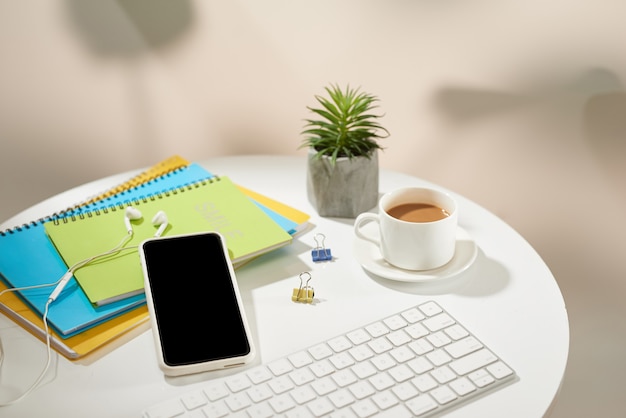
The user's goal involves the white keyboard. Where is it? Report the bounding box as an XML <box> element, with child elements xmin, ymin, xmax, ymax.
<box><xmin>142</xmin><ymin>301</ymin><xmax>516</xmax><ymax>418</ymax></box>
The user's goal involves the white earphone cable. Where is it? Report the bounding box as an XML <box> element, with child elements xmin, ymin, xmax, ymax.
<box><xmin>0</xmin><ymin>233</ymin><xmax>138</xmax><ymax>406</ymax></box>
<box><xmin>0</xmin><ymin>301</ymin><xmax>53</xmax><ymax>406</ymax></box>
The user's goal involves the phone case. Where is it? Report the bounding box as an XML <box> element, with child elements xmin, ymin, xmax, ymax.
<box><xmin>139</xmin><ymin>231</ymin><xmax>255</xmax><ymax>376</ymax></box>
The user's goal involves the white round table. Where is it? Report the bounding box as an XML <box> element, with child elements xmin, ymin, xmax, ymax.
<box><xmin>0</xmin><ymin>155</ymin><xmax>569</xmax><ymax>418</ymax></box>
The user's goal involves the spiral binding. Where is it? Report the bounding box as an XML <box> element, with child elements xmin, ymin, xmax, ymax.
<box><xmin>0</xmin><ymin>176</ymin><xmax>221</xmax><ymax>235</ymax></box>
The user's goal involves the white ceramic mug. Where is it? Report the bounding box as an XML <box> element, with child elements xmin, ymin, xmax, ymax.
<box><xmin>354</xmin><ymin>187</ymin><xmax>458</xmax><ymax>270</ymax></box>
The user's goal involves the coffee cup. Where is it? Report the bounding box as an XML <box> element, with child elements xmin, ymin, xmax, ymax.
<box><xmin>354</xmin><ymin>187</ymin><xmax>458</xmax><ymax>270</ymax></box>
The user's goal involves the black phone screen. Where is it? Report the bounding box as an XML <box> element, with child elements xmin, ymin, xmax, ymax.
<box><xmin>141</xmin><ymin>233</ymin><xmax>251</xmax><ymax>366</ymax></box>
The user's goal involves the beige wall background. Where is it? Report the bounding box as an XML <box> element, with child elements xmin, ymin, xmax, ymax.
<box><xmin>1</xmin><ymin>1</ymin><xmax>625</xmax><ymax>416</ymax></box>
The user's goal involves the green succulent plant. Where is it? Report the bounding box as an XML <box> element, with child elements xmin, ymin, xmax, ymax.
<box><xmin>301</xmin><ymin>84</ymin><xmax>389</xmax><ymax>166</ymax></box>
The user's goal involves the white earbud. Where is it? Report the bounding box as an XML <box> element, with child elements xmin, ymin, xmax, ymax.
<box><xmin>124</xmin><ymin>207</ymin><xmax>143</xmax><ymax>234</ymax></box>
<box><xmin>152</xmin><ymin>210</ymin><xmax>168</xmax><ymax>237</ymax></box>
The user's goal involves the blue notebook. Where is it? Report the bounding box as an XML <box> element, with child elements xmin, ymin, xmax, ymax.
<box><xmin>0</xmin><ymin>164</ymin><xmax>216</xmax><ymax>337</ymax></box>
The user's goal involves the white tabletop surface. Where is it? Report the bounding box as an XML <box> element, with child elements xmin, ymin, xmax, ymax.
<box><xmin>0</xmin><ymin>155</ymin><xmax>569</xmax><ymax>418</ymax></box>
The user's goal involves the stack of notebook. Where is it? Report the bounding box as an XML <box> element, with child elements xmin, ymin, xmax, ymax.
<box><xmin>0</xmin><ymin>156</ymin><xmax>310</xmax><ymax>360</ymax></box>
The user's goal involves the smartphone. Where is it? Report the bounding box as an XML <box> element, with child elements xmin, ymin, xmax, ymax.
<box><xmin>139</xmin><ymin>231</ymin><xmax>255</xmax><ymax>376</ymax></box>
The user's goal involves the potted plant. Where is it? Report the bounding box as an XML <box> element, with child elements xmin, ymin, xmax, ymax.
<box><xmin>300</xmin><ymin>84</ymin><xmax>389</xmax><ymax>218</ymax></box>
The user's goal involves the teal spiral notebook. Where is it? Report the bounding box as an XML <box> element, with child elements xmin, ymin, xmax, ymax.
<box><xmin>0</xmin><ymin>163</ymin><xmax>218</xmax><ymax>337</ymax></box>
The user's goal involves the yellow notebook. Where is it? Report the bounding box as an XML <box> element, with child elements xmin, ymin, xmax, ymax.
<box><xmin>44</xmin><ymin>177</ymin><xmax>293</xmax><ymax>306</ymax></box>
<box><xmin>0</xmin><ymin>280</ymin><xmax>149</xmax><ymax>360</ymax></box>
<box><xmin>236</xmin><ymin>185</ymin><xmax>311</xmax><ymax>236</ymax></box>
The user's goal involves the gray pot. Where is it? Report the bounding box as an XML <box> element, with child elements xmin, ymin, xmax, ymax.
<box><xmin>306</xmin><ymin>149</ymin><xmax>379</xmax><ymax>218</ymax></box>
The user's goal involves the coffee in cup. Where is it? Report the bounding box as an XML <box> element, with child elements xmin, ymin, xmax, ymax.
<box><xmin>386</xmin><ymin>203</ymin><xmax>451</xmax><ymax>223</ymax></box>
<box><xmin>354</xmin><ymin>187</ymin><xmax>458</xmax><ymax>270</ymax></box>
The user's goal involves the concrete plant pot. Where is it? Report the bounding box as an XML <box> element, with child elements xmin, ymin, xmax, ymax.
<box><xmin>306</xmin><ymin>149</ymin><xmax>379</xmax><ymax>218</ymax></box>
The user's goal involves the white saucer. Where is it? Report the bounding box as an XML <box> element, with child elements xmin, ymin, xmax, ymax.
<box><xmin>353</xmin><ymin>225</ymin><xmax>478</xmax><ymax>283</ymax></box>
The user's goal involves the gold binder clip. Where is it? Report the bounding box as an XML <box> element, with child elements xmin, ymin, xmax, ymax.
<box><xmin>292</xmin><ymin>272</ymin><xmax>314</xmax><ymax>303</ymax></box>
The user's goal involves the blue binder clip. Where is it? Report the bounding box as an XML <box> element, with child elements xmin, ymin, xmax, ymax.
<box><xmin>311</xmin><ymin>233</ymin><xmax>332</xmax><ymax>262</ymax></box>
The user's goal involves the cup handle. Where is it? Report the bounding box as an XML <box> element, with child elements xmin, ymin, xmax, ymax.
<box><xmin>354</xmin><ymin>213</ymin><xmax>381</xmax><ymax>246</ymax></box>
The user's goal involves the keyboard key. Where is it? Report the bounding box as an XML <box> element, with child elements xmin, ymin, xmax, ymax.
<box><xmin>349</xmin><ymin>381</ymin><xmax>375</xmax><ymax>400</ymax></box>
<box><xmin>445</xmin><ymin>336</ymin><xmax>483</xmax><ymax>359</ymax></box>
<box><xmin>290</xmin><ymin>368</ymin><xmax>316</xmax><ymax>386</ymax></box>
<box><xmin>407</xmin><ymin>356</ymin><xmax>433</xmax><ymax>374</ymax></box>
<box><xmin>347</xmin><ymin>328</ymin><xmax>371</xmax><ymax>345</ymax></box>
<box><xmin>368</xmin><ymin>372</ymin><xmax>395</xmax><ymax>391</ymax></box>
<box><xmin>370</xmin><ymin>352</ymin><xmax>396</xmax><ymax>371</ymax></box>
<box><xmin>371</xmin><ymin>389</ymin><xmax>399</xmax><ymax>410</ymax></box>
<box><xmin>203</xmin><ymin>382</ymin><xmax>229</xmax><ymax>401</ymax></box>
<box><xmin>444</xmin><ymin>324</ymin><xmax>469</xmax><ymax>340</ymax></box>
<box><xmin>311</xmin><ymin>376</ymin><xmax>337</xmax><ymax>396</ymax></box>
<box><xmin>351</xmin><ymin>361</ymin><xmax>377</xmax><ymax>379</ymax></box>
<box><xmin>247</xmin><ymin>366</ymin><xmax>273</xmax><ymax>384</ymax></box>
<box><xmin>392</xmin><ymin>382</ymin><xmax>419</xmax><ymax>401</ymax></box>
<box><xmin>269</xmin><ymin>394</ymin><xmax>296</xmax><ymax>413</ymax></box>
<box><xmin>426</xmin><ymin>349</ymin><xmax>452</xmax><ymax>367</ymax></box>
<box><xmin>329</xmin><ymin>388</ymin><xmax>355</xmax><ymax>408</ymax></box>
<box><xmin>144</xmin><ymin>400</ymin><xmax>185</xmax><ymax>418</ymax></box>
<box><xmin>308</xmin><ymin>343</ymin><xmax>333</xmax><ymax>360</ymax></box>
<box><xmin>406</xmin><ymin>394</ymin><xmax>438</xmax><ymax>416</ymax></box>
<box><xmin>224</xmin><ymin>375</ymin><xmax>251</xmax><ymax>393</ymax></box>
<box><xmin>268</xmin><ymin>358</ymin><xmax>294</xmax><ymax>376</ymax></box>
<box><xmin>291</xmin><ymin>386</ymin><xmax>316</xmax><ymax>404</ymax></box>
<box><xmin>426</xmin><ymin>331</ymin><xmax>452</xmax><ymax>348</ymax></box>
<box><xmin>405</xmin><ymin>323</ymin><xmax>429</xmax><ymax>339</ymax></box>
<box><xmin>289</xmin><ymin>351</ymin><xmax>314</xmax><ymax>368</ymax></box>
<box><xmin>180</xmin><ymin>391</ymin><xmax>207</xmax><ymax>410</ymax></box>
<box><xmin>418</xmin><ymin>301</ymin><xmax>443</xmax><ymax>317</ymax></box>
<box><xmin>349</xmin><ymin>344</ymin><xmax>374</xmax><ymax>362</ymax></box>
<box><xmin>307</xmin><ymin>397</ymin><xmax>335</xmax><ymax>416</ymax></box>
<box><xmin>247</xmin><ymin>402</ymin><xmax>274</xmax><ymax>418</ymax></box>
<box><xmin>247</xmin><ymin>384</ymin><xmax>273</xmax><ymax>403</ymax></box>
<box><xmin>202</xmin><ymin>400</ymin><xmax>229</xmax><ymax>418</ymax></box>
<box><xmin>332</xmin><ymin>369</ymin><xmax>358</xmax><ymax>388</ymax></box>
<box><xmin>488</xmin><ymin>361</ymin><xmax>514</xmax><ymax>379</ymax></box>
<box><xmin>351</xmin><ymin>398</ymin><xmax>378</xmax><ymax>417</ymax></box>
<box><xmin>269</xmin><ymin>375</ymin><xmax>294</xmax><ymax>394</ymax></box>
<box><xmin>430</xmin><ymin>385</ymin><xmax>457</xmax><ymax>405</ymax></box>
<box><xmin>401</xmin><ymin>308</ymin><xmax>425</xmax><ymax>324</ymax></box>
<box><xmin>423</xmin><ymin>313</ymin><xmax>455</xmax><ymax>332</ymax></box>
<box><xmin>468</xmin><ymin>369</ymin><xmax>495</xmax><ymax>388</ymax></box>
<box><xmin>409</xmin><ymin>338</ymin><xmax>433</xmax><ymax>355</ymax></box>
<box><xmin>368</xmin><ymin>337</ymin><xmax>393</xmax><ymax>354</ymax></box>
<box><xmin>412</xmin><ymin>374</ymin><xmax>438</xmax><ymax>392</ymax></box>
<box><xmin>365</xmin><ymin>322</ymin><xmax>389</xmax><ymax>338</ymax></box>
<box><xmin>389</xmin><ymin>346</ymin><xmax>415</xmax><ymax>363</ymax></box>
<box><xmin>449</xmin><ymin>376</ymin><xmax>477</xmax><ymax>396</ymax></box>
<box><xmin>388</xmin><ymin>364</ymin><xmax>414</xmax><ymax>383</ymax></box>
<box><xmin>430</xmin><ymin>365</ymin><xmax>456</xmax><ymax>384</ymax></box>
<box><xmin>330</xmin><ymin>352</ymin><xmax>355</xmax><ymax>369</ymax></box>
<box><xmin>309</xmin><ymin>358</ymin><xmax>335</xmax><ymax>377</ymax></box>
<box><xmin>328</xmin><ymin>336</ymin><xmax>353</xmax><ymax>352</ymax></box>
<box><xmin>450</xmin><ymin>349</ymin><xmax>498</xmax><ymax>375</ymax></box>
<box><xmin>383</xmin><ymin>315</ymin><xmax>408</xmax><ymax>331</ymax></box>
<box><xmin>387</xmin><ymin>330</ymin><xmax>411</xmax><ymax>347</ymax></box>
<box><xmin>224</xmin><ymin>393</ymin><xmax>250</xmax><ymax>411</ymax></box>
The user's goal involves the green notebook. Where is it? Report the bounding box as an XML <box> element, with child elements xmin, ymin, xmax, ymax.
<box><xmin>44</xmin><ymin>177</ymin><xmax>292</xmax><ymax>306</ymax></box>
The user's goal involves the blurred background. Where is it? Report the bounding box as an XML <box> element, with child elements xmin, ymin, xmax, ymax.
<box><xmin>1</xmin><ymin>1</ymin><xmax>624</xmax><ymax>416</ymax></box>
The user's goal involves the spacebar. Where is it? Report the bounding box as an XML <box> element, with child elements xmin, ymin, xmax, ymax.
<box><xmin>449</xmin><ymin>348</ymin><xmax>498</xmax><ymax>375</ymax></box>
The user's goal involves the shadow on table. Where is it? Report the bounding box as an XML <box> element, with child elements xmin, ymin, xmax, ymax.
<box><xmin>365</xmin><ymin>247</ymin><xmax>510</xmax><ymax>297</ymax></box>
